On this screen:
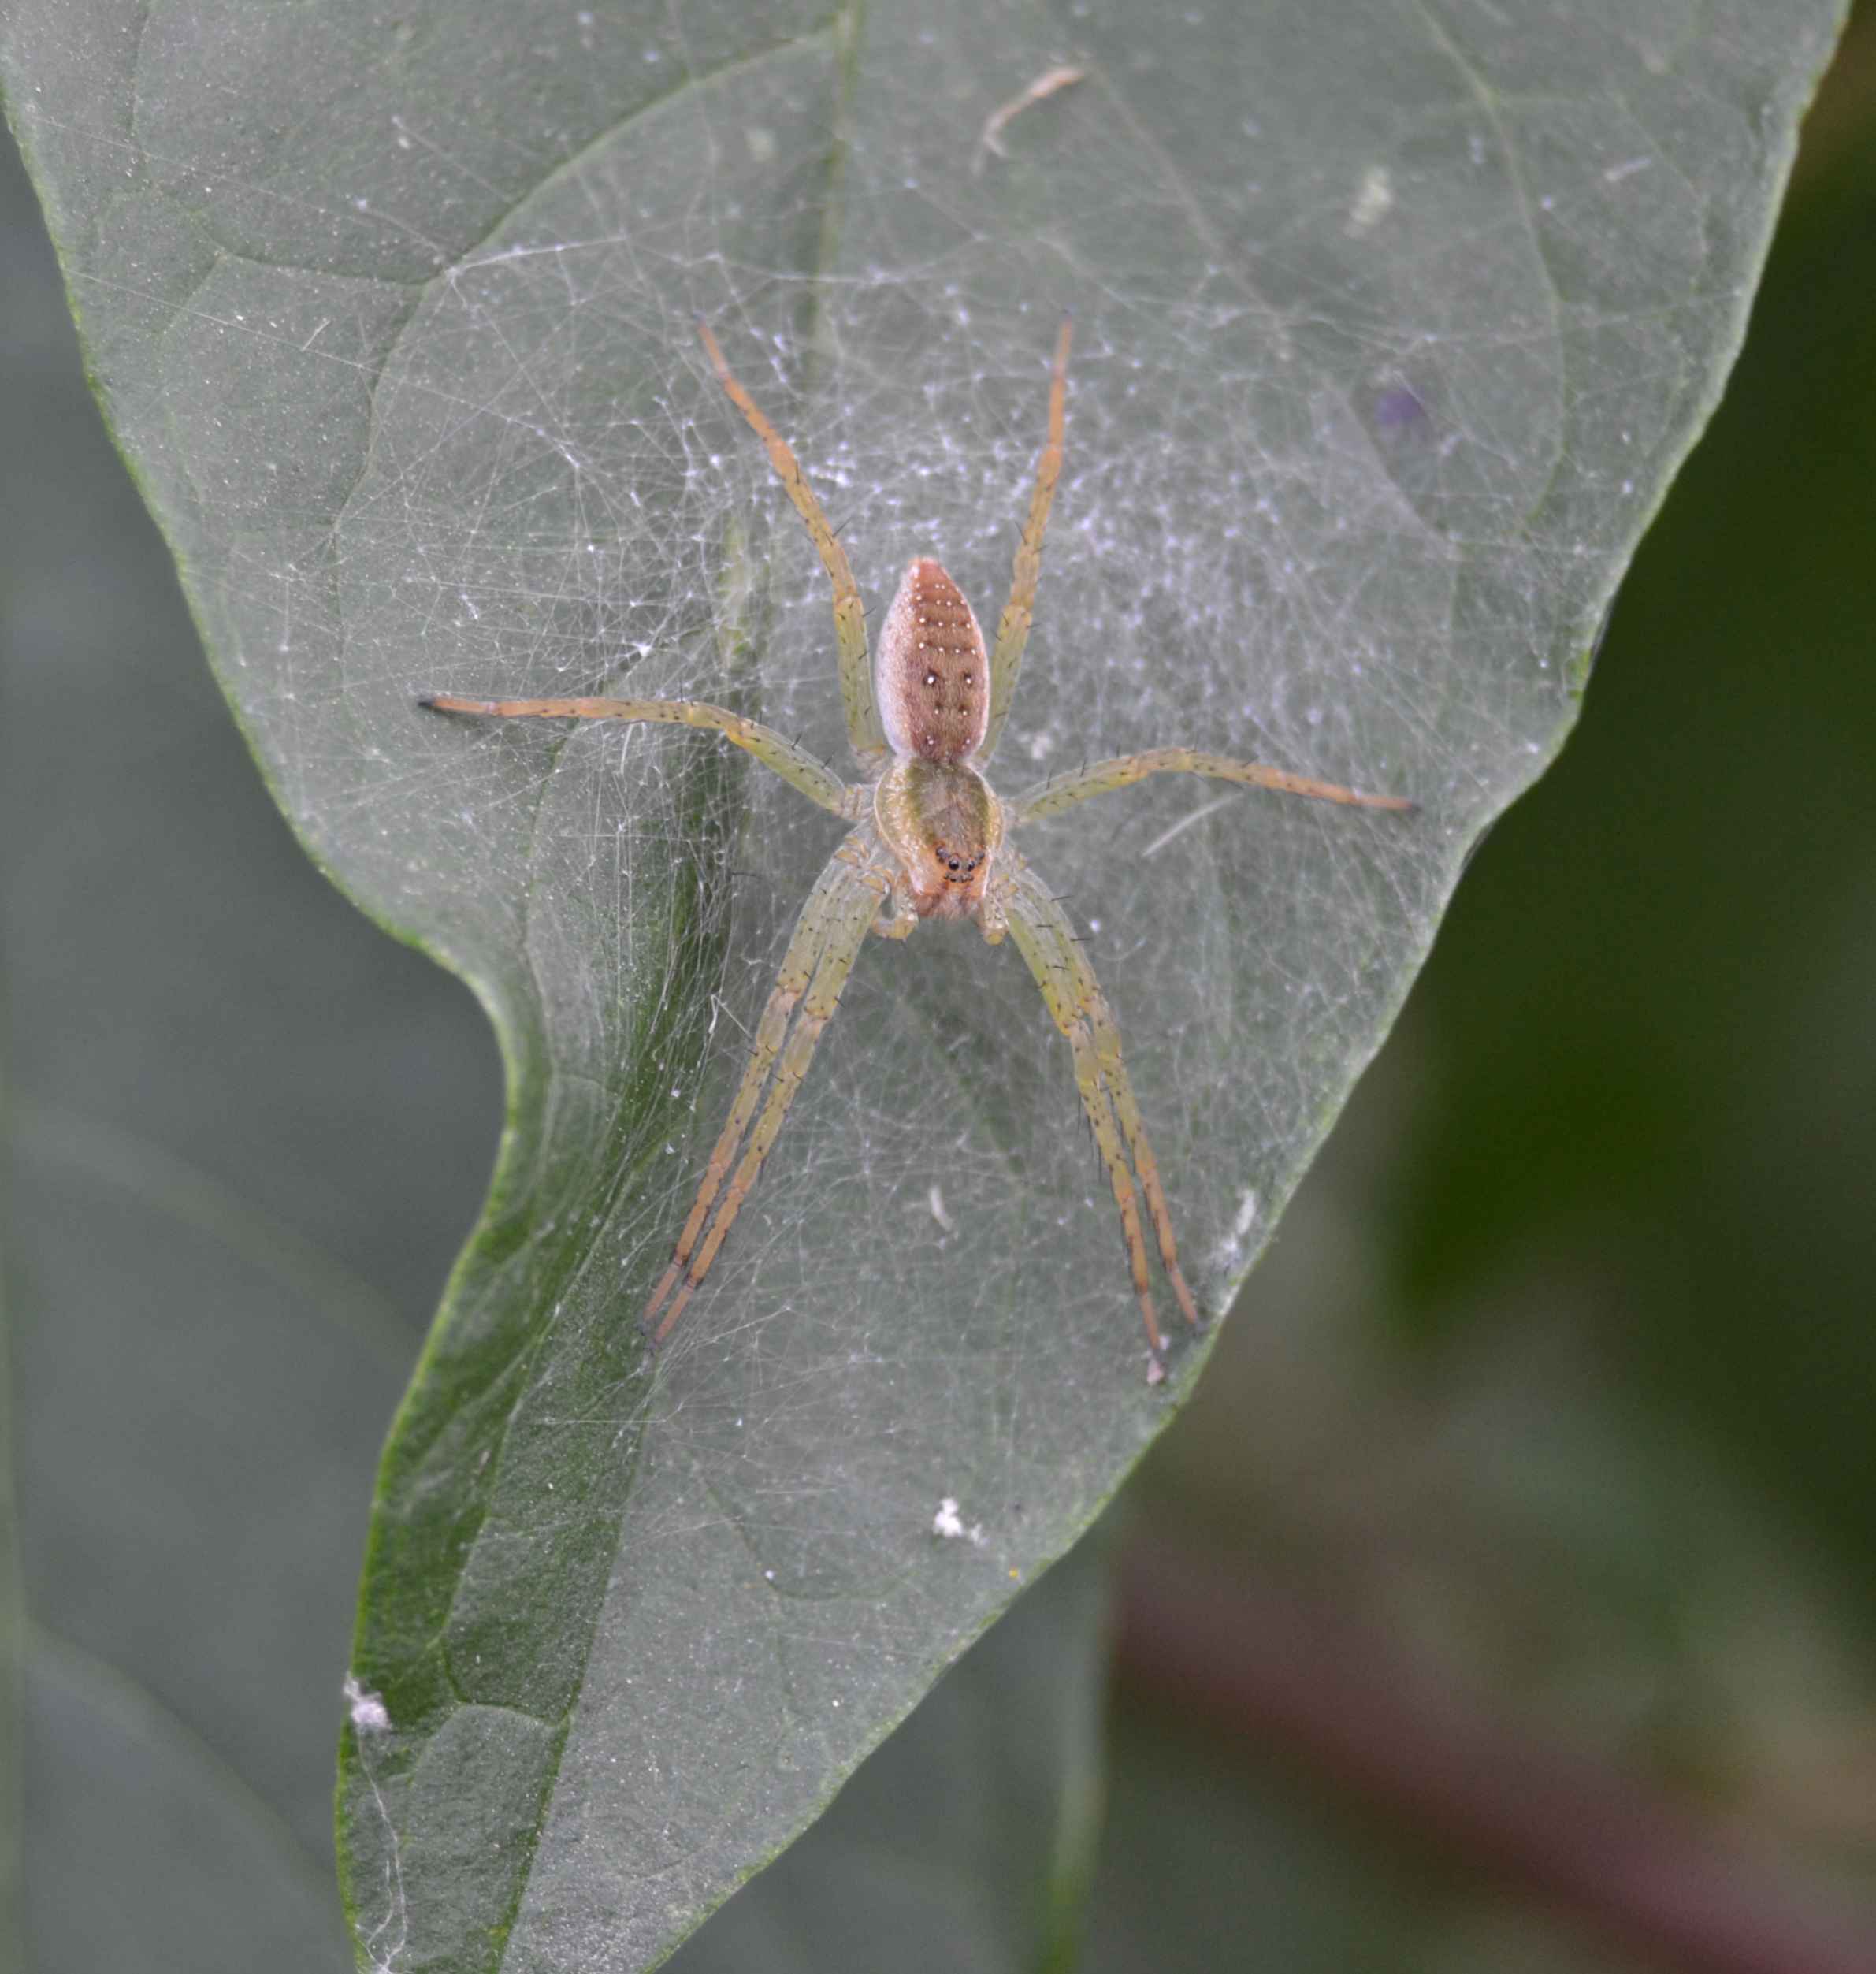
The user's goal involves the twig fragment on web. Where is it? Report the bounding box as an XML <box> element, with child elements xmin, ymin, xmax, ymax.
<box><xmin>973</xmin><ymin>65</ymin><xmax>1087</xmax><ymax>174</ymax></box>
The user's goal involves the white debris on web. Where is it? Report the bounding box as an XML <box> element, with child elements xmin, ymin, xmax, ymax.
<box><xmin>1141</xmin><ymin>790</ymin><xmax>1235</xmax><ymax>860</ymax></box>
<box><xmin>928</xmin><ymin>1184</ymin><xmax>957</xmax><ymax>1232</ymax></box>
<box><xmin>933</xmin><ymin>1496</ymin><xmax>986</xmax><ymax>1545</ymax></box>
<box><xmin>972</xmin><ymin>63</ymin><xmax>1087</xmax><ymax>173</ymax></box>
<box><xmin>1209</xmin><ymin>1188</ymin><xmax>1261</xmax><ymax>1275</ymax></box>
<box><xmin>344</xmin><ymin>1673</ymin><xmax>392</xmax><ymax>1734</ymax></box>
<box><xmin>1345</xmin><ymin>163</ymin><xmax>1394</xmax><ymax>236</ymax></box>
<box><xmin>344</xmin><ymin>1674</ymin><xmax>407</xmax><ymax>1971</ymax></box>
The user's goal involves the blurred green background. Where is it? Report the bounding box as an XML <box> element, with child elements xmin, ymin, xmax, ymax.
<box><xmin>4</xmin><ymin>13</ymin><xmax>1874</xmax><ymax>1974</ymax></box>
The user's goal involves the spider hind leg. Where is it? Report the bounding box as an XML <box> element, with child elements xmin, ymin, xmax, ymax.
<box><xmin>995</xmin><ymin>851</ymin><xmax>1201</xmax><ymax>1381</ymax></box>
<box><xmin>642</xmin><ymin>843</ymin><xmax>885</xmax><ymax>1345</ymax></box>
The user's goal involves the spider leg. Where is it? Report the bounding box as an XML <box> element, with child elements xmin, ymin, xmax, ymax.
<box><xmin>643</xmin><ymin>839</ymin><xmax>886</xmax><ymax>1344</ymax></box>
<box><xmin>697</xmin><ymin>322</ymin><xmax>889</xmax><ymax>763</ymax></box>
<box><xmin>994</xmin><ymin>849</ymin><xmax>1198</xmax><ymax>1376</ymax></box>
<box><xmin>982</xmin><ymin>318</ymin><xmax>1072</xmax><ymax>763</ymax></box>
<box><xmin>642</xmin><ymin>845</ymin><xmax>860</xmax><ymax>1328</ymax></box>
<box><xmin>1012</xmin><ymin>747</ymin><xmax>1414</xmax><ymax>825</ymax></box>
<box><xmin>421</xmin><ymin>693</ymin><xmax>853</xmax><ymax>817</ymax></box>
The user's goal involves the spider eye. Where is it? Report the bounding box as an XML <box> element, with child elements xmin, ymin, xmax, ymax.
<box><xmin>947</xmin><ymin>857</ymin><xmax>960</xmax><ymax>872</ymax></box>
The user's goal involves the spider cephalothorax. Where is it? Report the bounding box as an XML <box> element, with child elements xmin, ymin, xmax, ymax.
<box><xmin>424</xmin><ymin>318</ymin><xmax>1410</xmax><ymax>1380</ymax></box>
<box><xmin>875</xmin><ymin>754</ymin><xmax>1001</xmax><ymax>920</ymax></box>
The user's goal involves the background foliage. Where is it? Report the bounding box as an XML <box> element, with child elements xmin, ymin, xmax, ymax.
<box><xmin>3</xmin><ymin>5</ymin><xmax>1874</xmax><ymax>1972</ymax></box>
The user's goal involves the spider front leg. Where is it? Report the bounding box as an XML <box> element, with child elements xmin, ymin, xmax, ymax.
<box><xmin>982</xmin><ymin>317</ymin><xmax>1072</xmax><ymax>761</ymax></box>
<box><xmin>643</xmin><ymin>838</ymin><xmax>887</xmax><ymax>1344</ymax></box>
<box><xmin>698</xmin><ymin>322</ymin><xmax>889</xmax><ymax>763</ymax></box>
<box><xmin>422</xmin><ymin>693</ymin><xmax>852</xmax><ymax>817</ymax></box>
<box><xmin>992</xmin><ymin>849</ymin><xmax>1199</xmax><ymax>1381</ymax></box>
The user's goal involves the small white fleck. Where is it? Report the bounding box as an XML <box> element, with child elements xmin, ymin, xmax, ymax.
<box><xmin>929</xmin><ymin>1185</ymin><xmax>956</xmax><ymax>1233</ymax></box>
<box><xmin>1345</xmin><ymin>165</ymin><xmax>1394</xmax><ymax>236</ymax></box>
<box><xmin>1208</xmin><ymin>1188</ymin><xmax>1260</xmax><ymax>1275</ymax></box>
<box><xmin>933</xmin><ymin>1496</ymin><xmax>987</xmax><ymax>1545</ymax></box>
<box><xmin>1603</xmin><ymin>156</ymin><xmax>1652</xmax><ymax>184</ymax></box>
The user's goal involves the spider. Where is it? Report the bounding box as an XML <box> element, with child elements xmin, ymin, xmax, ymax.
<box><xmin>425</xmin><ymin>319</ymin><xmax>1410</xmax><ymax>1381</ymax></box>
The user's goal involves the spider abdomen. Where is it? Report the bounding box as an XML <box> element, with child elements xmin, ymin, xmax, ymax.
<box><xmin>875</xmin><ymin>557</ymin><xmax>990</xmax><ymax>766</ymax></box>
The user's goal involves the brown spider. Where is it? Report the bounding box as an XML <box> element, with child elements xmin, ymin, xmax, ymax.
<box><xmin>425</xmin><ymin>320</ymin><xmax>1410</xmax><ymax>1381</ymax></box>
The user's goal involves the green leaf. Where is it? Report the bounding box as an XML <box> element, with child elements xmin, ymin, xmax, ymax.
<box><xmin>0</xmin><ymin>2</ymin><xmax>1842</xmax><ymax>1968</ymax></box>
